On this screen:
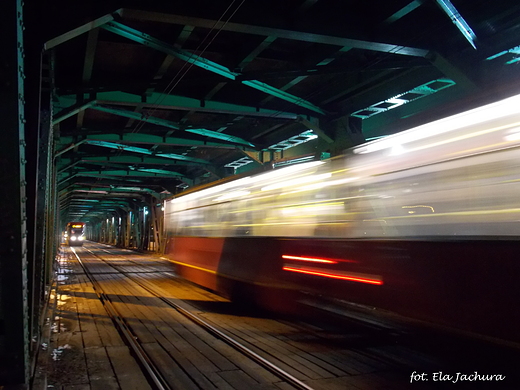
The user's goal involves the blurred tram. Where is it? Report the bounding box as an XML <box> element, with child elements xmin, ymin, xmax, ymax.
<box><xmin>64</xmin><ymin>221</ymin><xmax>86</xmax><ymax>246</ymax></box>
<box><xmin>164</xmin><ymin>92</ymin><xmax>520</xmax><ymax>343</ymax></box>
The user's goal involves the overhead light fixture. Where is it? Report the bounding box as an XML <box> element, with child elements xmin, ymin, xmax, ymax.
<box><xmin>351</xmin><ymin>79</ymin><xmax>456</xmax><ymax>119</ymax></box>
<box><xmin>268</xmin><ymin>130</ymin><xmax>318</xmax><ymax>152</ymax></box>
<box><xmin>224</xmin><ymin>157</ymin><xmax>254</xmax><ymax>169</ymax></box>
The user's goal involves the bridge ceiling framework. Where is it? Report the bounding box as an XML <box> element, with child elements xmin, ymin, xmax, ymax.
<box><xmin>39</xmin><ymin>0</ymin><xmax>520</xmax><ymax>226</ymax></box>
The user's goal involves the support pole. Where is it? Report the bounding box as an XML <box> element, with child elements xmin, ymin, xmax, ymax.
<box><xmin>0</xmin><ymin>0</ymin><xmax>30</xmax><ymax>385</ymax></box>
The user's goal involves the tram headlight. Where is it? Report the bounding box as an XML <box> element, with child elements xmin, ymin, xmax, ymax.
<box><xmin>71</xmin><ymin>236</ymin><xmax>77</xmax><ymax>241</ymax></box>
<box><xmin>79</xmin><ymin>236</ymin><xmax>85</xmax><ymax>241</ymax></box>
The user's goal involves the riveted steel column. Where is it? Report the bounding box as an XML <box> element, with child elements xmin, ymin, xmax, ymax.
<box><xmin>30</xmin><ymin>98</ymin><xmax>51</xmax><ymax>355</ymax></box>
<box><xmin>135</xmin><ymin>207</ymin><xmax>143</xmax><ymax>250</ymax></box>
<box><xmin>0</xmin><ymin>0</ymin><xmax>30</xmax><ymax>385</ymax></box>
<box><xmin>150</xmin><ymin>201</ymin><xmax>162</xmax><ymax>252</ymax></box>
<box><xmin>45</xmin><ymin>51</ymin><xmax>59</xmax><ymax>296</ymax></box>
<box><xmin>125</xmin><ymin>211</ymin><xmax>132</xmax><ymax>247</ymax></box>
<box><xmin>29</xmin><ymin>51</ymin><xmax>56</xmax><ymax>352</ymax></box>
<box><xmin>90</xmin><ymin>218</ymin><xmax>101</xmax><ymax>242</ymax></box>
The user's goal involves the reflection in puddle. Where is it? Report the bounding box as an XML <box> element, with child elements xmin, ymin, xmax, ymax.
<box><xmin>51</xmin><ymin>344</ymin><xmax>71</xmax><ymax>361</ymax></box>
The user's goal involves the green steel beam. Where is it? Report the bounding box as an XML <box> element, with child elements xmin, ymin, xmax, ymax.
<box><xmin>57</xmin><ymin>160</ymin><xmax>83</xmax><ymax>175</ymax></box>
<box><xmin>67</xmin><ymin>201</ymin><xmax>122</xmax><ymax>205</ymax></box>
<box><xmin>58</xmin><ymin>189</ymin><xmax>141</xmax><ymax>203</ymax></box>
<box><xmin>61</xmin><ymin>177</ymin><xmax>155</xmax><ymax>189</ymax></box>
<box><xmin>53</xmin><ymin>100</ymin><xmax>95</xmax><ymax>125</ymax></box>
<box><xmin>60</xmin><ymin>91</ymin><xmax>301</xmax><ymax>119</ymax></box>
<box><xmin>57</xmin><ymin>133</ymin><xmax>240</xmax><ymax>150</ymax></box>
<box><xmin>382</xmin><ymin>0</ymin><xmax>424</xmax><ymax>26</ymax></box>
<box><xmin>62</xmin><ymin>204</ymin><xmax>135</xmax><ymax>213</ymax></box>
<box><xmin>91</xmin><ymin>104</ymin><xmax>179</xmax><ymax>129</ymax></box>
<box><xmin>435</xmin><ymin>0</ymin><xmax>477</xmax><ymax>49</ymax></box>
<box><xmin>55</xmin><ymin>139</ymin><xmax>87</xmax><ymax>158</ymax></box>
<box><xmin>58</xmin><ymin>155</ymin><xmax>209</xmax><ymax>166</ymax></box>
<box><xmin>241</xmin><ymin>80</ymin><xmax>325</xmax><ymax>114</ymax></box>
<box><xmin>101</xmin><ymin>21</ymin><xmax>325</xmax><ymax>114</ymax></box>
<box><xmin>119</xmin><ymin>8</ymin><xmax>429</xmax><ymax>57</ymax></box>
<box><xmin>83</xmin><ymin>139</ymin><xmax>211</xmax><ymax>165</ymax></box>
<box><xmin>64</xmin><ymin>208</ymin><xmax>127</xmax><ymax>216</ymax></box>
<box><xmin>102</xmin><ymin>21</ymin><xmax>237</xmax><ymax>79</ymax></box>
<box><xmin>58</xmin><ymin>160</ymin><xmax>142</xmax><ymax>173</ymax></box>
<box><xmin>58</xmin><ymin>169</ymin><xmax>192</xmax><ymax>191</ymax></box>
<box><xmin>89</xmin><ymin>104</ymin><xmax>255</xmax><ymax>147</ymax></box>
<box><xmin>62</xmin><ymin>202</ymin><xmax>130</xmax><ymax>209</ymax></box>
<box><xmin>70</xmin><ymin>171</ymin><xmax>194</xmax><ymax>187</ymax></box>
<box><xmin>44</xmin><ymin>12</ymin><xmax>115</xmax><ymax>50</ymax></box>
<box><xmin>58</xmin><ymin>171</ymin><xmax>184</xmax><ymax>188</ymax></box>
<box><xmin>62</xmin><ymin>197</ymin><xmax>133</xmax><ymax>206</ymax></box>
<box><xmin>77</xmin><ymin>28</ymin><xmax>100</xmax><ymax>128</ymax></box>
<box><xmin>89</xmin><ymin>186</ymin><xmax>165</xmax><ymax>198</ymax></box>
<box><xmin>178</xmin><ymin>127</ymin><xmax>253</xmax><ymax>147</ymax></box>
<box><xmin>65</xmin><ymin>170</ymin><xmax>186</xmax><ymax>178</ymax></box>
<box><xmin>82</xmin><ymin>29</ymin><xmax>99</xmax><ymax>86</ymax></box>
<box><xmin>238</xmin><ymin>36</ymin><xmax>277</xmax><ymax>70</ymax></box>
<box><xmin>57</xmin><ymin>173</ymin><xmax>79</xmax><ymax>186</ymax></box>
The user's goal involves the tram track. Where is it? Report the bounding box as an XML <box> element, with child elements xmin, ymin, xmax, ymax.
<box><xmin>66</xmin><ymin>243</ymin><xmax>520</xmax><ymax>390</ymax></box>
<box><xmin>71</xmin><ymin>247</ymin><xmax>173</xmax><ymax>390</ymax></box>
<box><xmin>71</xmin><ymin>245</ymin><xmax>316</xmax><ymax>390</ymax></box>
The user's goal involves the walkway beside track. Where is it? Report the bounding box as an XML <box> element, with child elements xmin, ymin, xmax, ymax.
<box><xmin>32</xmin><ymin>244</ymin><xmax>403</xmax><ymax>390</ymax></box>
<box><xmin>32</xmin><ymin>248</ymin><xmax>152</xmax><ymax>390</ymax></box>
<box><xmin>31</xmin><ymin>242</ymin><xmax>520</xmax><ymax>389</ymax></box>
<box><xmin>32</xmin><ymin>244</ymin><xmax>301</xmax><ymax>390</ymax></box>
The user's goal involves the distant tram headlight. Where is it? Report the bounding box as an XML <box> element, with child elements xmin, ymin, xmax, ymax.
<box><xmin>71</xmin><ymin>236</ymin><xmax>77</xmax><ymax>241</ymax></box>
<box><xmin>79</xmin><ymin>236</ymin><xmax>85</xmax><ymax>241</ymax></box>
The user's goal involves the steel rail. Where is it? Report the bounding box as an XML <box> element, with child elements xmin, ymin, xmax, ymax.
<box><xmin>70</xmin><ymin>247</ymin><xmax>172</xmax><ymax>390</ymax></box>
<box><xmin>83</xmin><ymin>245</ymin><xmax>317</xmax><ymax>390</ymax></box>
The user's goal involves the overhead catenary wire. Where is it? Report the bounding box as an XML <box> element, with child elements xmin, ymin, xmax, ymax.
<box><xmin>89</xmin><ymin>0</ymin><xmax>246</xmax><ymax>199</ymax></box>
<box><xmin>130</xmin><ymin>0</ymin><xmax>247</xmax><ymax>136</ymax></box>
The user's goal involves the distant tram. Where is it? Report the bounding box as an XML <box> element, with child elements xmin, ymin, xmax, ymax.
<box><xmin>64</xmin><ymin>222</ymin><xmax>86</xmax><ymax>246</ymax></box>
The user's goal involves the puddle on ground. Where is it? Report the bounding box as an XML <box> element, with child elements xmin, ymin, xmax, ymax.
<box><xmin>51</xmin><ymin>344</ymin><xmax>72</xmax><ymax>361</ymax></box>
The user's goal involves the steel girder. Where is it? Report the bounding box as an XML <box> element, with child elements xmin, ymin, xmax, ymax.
<box><xmin>58</xmin><ymin>169</ymin><xmax>187</xmax><ymax>182</ymax></box>
<box><xmin>58</xmin><ymin>91</ymin><xmax>301</xmax><ymax>120</ymax></box>
<box><xmin>89</xmin><ymin>104</ymin><xmax>256</xmax><ymax>147</ymax></box>
<box><xmin>53</xmin><ymin>100</ymin><xmax>95</xmax><ymax>125</ymax></box>
<box><xmin>45</xmin><ymin>8</ymin><xmax>429</xmax><ymax>57</ymax></box>
<box><xmin>78</xmin><ymin>139</ymin><xmax>212</xmax><ymax>165</ymax></box>
<box><xmin>101</xmin><ymin>20</ymin><xmax>326</xmax><ymax>115</ymax></box>
<box><xmin>58</xmin><ymin>154</ymin><xmax>212</xmax><ymax>166</ymax></box>
<box><xmin>0</xmin><ymin>0</ymin><xmax>30</xmax><ymax>385</ymax></box>
<box><xmin>44</xmin><ymin>12</ymin><xmax>115</xmax><ymax>50</ymax></box>
<box><xmin>118</xmin><ymin>8</ymin><xmax>429</xmax><ymax>57</ymax></box>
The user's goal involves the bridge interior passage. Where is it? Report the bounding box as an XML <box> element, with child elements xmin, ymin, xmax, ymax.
<box><xmin>34</xmin><ymin>243</ymin><xmax>520</xmax><ymax>389</ymax></box>
<box><xmin>1</xmin><ymin>0</ymin><xmax>520</xmax><ymax>387</ymax></box>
